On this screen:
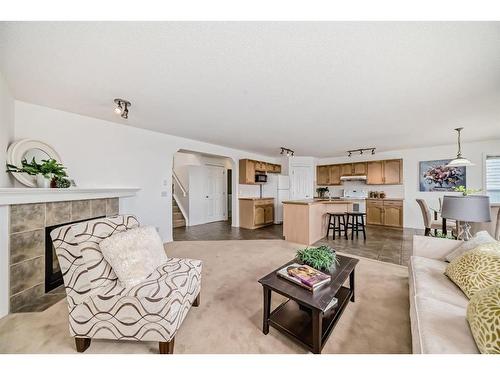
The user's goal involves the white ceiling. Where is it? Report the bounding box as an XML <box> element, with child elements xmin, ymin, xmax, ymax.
<box><xmin>1</xmin><ymin>22</ymin><xmax>500</xmax><ymax>157</ymax></box>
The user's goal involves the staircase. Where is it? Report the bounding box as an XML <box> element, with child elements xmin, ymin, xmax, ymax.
<box><xmin>172</xmin><ymin>197</ymin><xmax>186</xmax><ymax>228</ymax></box>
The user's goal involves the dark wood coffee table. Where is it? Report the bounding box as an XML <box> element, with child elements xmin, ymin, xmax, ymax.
<box><xmin>258</xmin><ymin>254</ymin><xmax>359</xmax><ymax>354</ymax></box>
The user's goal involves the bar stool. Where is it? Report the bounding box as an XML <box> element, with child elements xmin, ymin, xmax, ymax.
<box><xmin>345</xmin><ymin>211</ymin><xmax>367</xmax><ymax>240</ymax></box>
<box><xmin>327</xmin><ymin>213</ymin><xmax>346</xmax><ymax>240</ymax></box>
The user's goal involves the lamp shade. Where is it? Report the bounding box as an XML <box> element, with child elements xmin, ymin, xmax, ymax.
<box><xmin>441</xmin><ymin>195</ymin><xmax>491</xmax><ymax>222</ymax></box>
<box><xmin>446</xmin><ymin>157</ymin><xmax>475</xmax><ymax>167</ymax></box>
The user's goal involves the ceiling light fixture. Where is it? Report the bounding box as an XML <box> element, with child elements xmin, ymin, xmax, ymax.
<box><xmin>346</xmin><ymin>148</ymin><xmax>375</xmax><ymax>157</ymax></box>
<box><xmin>280</xmin><ymin>147</ymin><xmax>294</xmax><ymax>157</ymax></box>
<box><xmin>446</xmin><ymin>127</ymin><xmax>474</xmax><ymax>167</ymax></box>
<box><xmin>113</xmin><ymin>98</ymin><xmax>131</xmax><ymax>119</ymax></box>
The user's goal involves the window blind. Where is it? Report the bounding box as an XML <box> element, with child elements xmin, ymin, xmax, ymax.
<box><xmin>486</xmin><ymin>156</ymin><xmax>500</xmax><ymax>203</ymax></box>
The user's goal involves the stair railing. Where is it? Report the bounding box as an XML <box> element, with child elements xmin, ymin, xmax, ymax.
<box><xmin>173</xmin><ymin>170</ymin><xmax>187</xmax><ymax>197</ymax></box>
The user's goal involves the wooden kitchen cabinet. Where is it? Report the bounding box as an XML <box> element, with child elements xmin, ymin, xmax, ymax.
<box><xmin>254</xmin><ymin>206</ymin><xmax>265</xmax><ymax>225</ymax></box>
<box><xmin>366</xmin><ymin>201</ymin><xmax>385</xmax><ymax>225</ymax></box>
<box><xmin>367</xmin><ymin>161</ymin><xmax>384</xmax><ymax>184</ymax></box>
<box><xmin>328</xmin><ymin>165</ymin><xmax>341</xmax><ymax>185</ymax></box>
<box><xmin>383</xmin><ymin>159</ymin><xmax>403</xmax><ymax>184</ymax></box>
<box><xmin>317</xmin><ymin>165</ymin><xmax>329</xmax><ymax>185</ymax></box>
<box><xmin>255</xmin><ymin>161</ymin><xmax>266</xmax><ymax>172</ymax></box>
<box><xmin>239</xmin><ymin>198</ymin><xmax>275</xmax><ymax>229</ymax></box>
<box><xmin>239</xmin><ymin>159</ymin><xmax>256</xmax><ymax>184</ymax></box>
<box><xmin>266</xmin><ymin>163</ymin><xmax>281</xmax><ymax>174</ymax></box>
<box><xmin>384</xmin><ymin>205</ymin><xmax>403</xmax><ymax>227</ymax></box>
<box><xmin>316</xmin><ymin>158</ymin><xmax>402</xmax><ymax>186</ymax></box>
<box><xmin>264</xmin><ymin>204</ymin><xmax>274</xmax><ymax>224</ymax></box>
<box><xmin>352</xmin><ymin>162</ymin><xmax>367</xmax><ymax>175</ymax></box>
<box><xmin>316</xmin><ymin>164</ymin><xmax>341</xmax><ymax>185</ymax></box>
<box><xmin>366</xmin><ymin>199</ymin><xmax>403</xmax><ymax>228</ymax></box>
<box><xmin>340</xmin><ymin>163</ymin><xmax>353</xmax><ymax>176</ymax></box>
<box><xmin>240</xmin><ymin>159</ymin><xmax>281</xmax><ymax>184</ymax></box>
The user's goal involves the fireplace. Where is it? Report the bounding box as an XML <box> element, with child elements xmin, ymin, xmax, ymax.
<box><xmin>44</xmin><ymin>216</ymin><xmax>105</xmax><ymax>293</ymax></box>
<box><xmin>8</xmin><ymin>198</ymin><xmax>120</xmax><ymax>313</ymax></box>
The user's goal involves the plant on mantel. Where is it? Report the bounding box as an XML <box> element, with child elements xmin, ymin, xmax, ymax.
<box><xmin>6</xmin><ymin>158</ymin><xmax>71</xmax><ymax>188</ymax></box>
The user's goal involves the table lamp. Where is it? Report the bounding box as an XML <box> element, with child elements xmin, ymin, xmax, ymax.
<box><xmin>441</xmin><ymin>195</ymin><xmax>491</xmax><ymax>240</ymax></box>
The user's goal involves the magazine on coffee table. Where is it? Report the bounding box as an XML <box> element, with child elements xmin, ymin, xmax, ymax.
<box><xmin>277</xmin><ymin>263</ymin><xmax>331</xmax><ymax>292</ymax></box>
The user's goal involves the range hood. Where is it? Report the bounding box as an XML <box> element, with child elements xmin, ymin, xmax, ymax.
<box><xmin>340</xmin><ymin>175</ymin><xmax>367</xmax><ymax>181</ymax></box>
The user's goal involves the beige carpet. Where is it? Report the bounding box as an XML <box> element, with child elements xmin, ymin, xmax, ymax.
<box><xmin>0</xmin><ymin>240</ymin><xmax>411</xmax><ymax>354</ymax></box>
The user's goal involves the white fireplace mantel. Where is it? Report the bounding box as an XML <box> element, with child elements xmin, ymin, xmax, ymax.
<box><xmin>0</xmin><ymin>187</ymin><xmax>140</xmax><ymax>205</ymax></box>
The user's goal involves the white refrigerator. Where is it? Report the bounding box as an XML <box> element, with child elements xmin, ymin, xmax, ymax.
<box><xmin>262</xmin><ymin>174</ymin><xmax>290</xmax><ymax>224</ymax></box>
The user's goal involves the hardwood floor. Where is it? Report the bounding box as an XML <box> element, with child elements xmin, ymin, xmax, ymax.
<box><xmin>173</xmin><ymin>220</ymin><xmax>284</xmax><ymax>241</ymax></box>
<box><xmin>173</xmin><ymin>221</ymin><xmax>422</xmax><ymax>266</ymax></box>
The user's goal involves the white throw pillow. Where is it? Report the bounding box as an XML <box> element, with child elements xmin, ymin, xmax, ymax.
<box><xmin>445</xmin><ymin>231</ymin><xmax>497</xmax><ymax>262</ymax></box>
<box><xmin>99</xmin><ymin>226</ymin><xmax>167</xmax><ymax>288</ymax></box>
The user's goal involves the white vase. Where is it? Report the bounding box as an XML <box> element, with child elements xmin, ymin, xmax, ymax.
<box><xmin>36</xmin><ymin>175</ymin><xmax>51</xmax><ymax>188</ymax></box>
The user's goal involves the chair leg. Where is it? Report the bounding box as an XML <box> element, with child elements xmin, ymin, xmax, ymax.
<box><xmin>327</xmin><ymin>214</ymin><xmax>332</xmax><ymax>239</ymax></box>
<box><xmin>361</xmin><ymin>215</ymin><xmax>366</xmax><ymax>240</ymax></box>
<box><xmin>159</xmin><ymin>338</ymin><xmax>175</xmax><ymax>354</ymax></box>
<box><xmin>193</xmin><ymin>293</ymin><xmax>200</xmax><ymax>307</ymax></box>
<box><xmin>332</xmin><ymin>215</ymin><xmax>336</xmax><ymax>240</ymax></box>
<box><xmin>424</xmin><ymin>228</ymin><xmax>430</xmax><ymax>236</ymax></box>
<box><xmin>75</xmin><ymin>337</ymin><xmax>91</xmax><ymax>353</ymax></box>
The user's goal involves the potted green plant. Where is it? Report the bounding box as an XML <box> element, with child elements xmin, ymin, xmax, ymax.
<box><xmin>453</xmin><ymin>186</ymin><xmax>481</xmax><ymax>196</ymax></box>
<box><xmin>316</xmin><ymin>187</ymin><xmax>329</xmax><ymax>199</ymax></box>
<box><xmin>296</xmin><ymin>245</ymin><xmax>339</xmax><ymax>271</ymax></box>
<box><xmin>6</xmin><ymin>158</ymin><xmax>69</xmax><ymax>188</ymax></box>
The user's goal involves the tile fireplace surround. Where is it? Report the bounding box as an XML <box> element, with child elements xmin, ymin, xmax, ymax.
<box><xmin>0</xmin><ymin>188</ymin><xmax>139</xmax><ymax>316</ymax></box>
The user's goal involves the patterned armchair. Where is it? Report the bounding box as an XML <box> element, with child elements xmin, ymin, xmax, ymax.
<box><xmin>50</xmin><ymin>215</ymin><xmax>202</xmax><ymax>354</ymax></box>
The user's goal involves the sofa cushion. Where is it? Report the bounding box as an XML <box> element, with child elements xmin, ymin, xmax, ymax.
<box><xmin>445</xmin><ymin>242</ymin><xmax>500</xmax><ymax>299</ymax></box>
<box><xmin>100</xmin><ymin>226</ymin><xmax>168</xmax><ymax>288</ymax></box>
<box><xmin>466</xmin><ymin>284</ymin><xmax>500</xmax><ymax>354</ymax></box>
<box><xmin>411</xmin><ymin>295</ymin><xmax>479</xmax><ymax>354</ymax></box>
<box><xmin>72</xmin><ymin>215</ymin><xmax>140</xmax><ymax>290</ymax></box>
<box><xmin>445</xmin><ymin>231</ymin><xmax>497</xmax><ymax>262</ymax></box>
<box><xmin>409</xmin><ymin>256</ymin><xmax>468</xmax><ymax>308</ymax></box>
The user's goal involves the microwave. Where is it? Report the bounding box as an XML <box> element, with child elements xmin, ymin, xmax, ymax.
<box><xmin>255</xmin><ymin>174</ymin><xmax>268</xmax><ymax>183</ymax></box>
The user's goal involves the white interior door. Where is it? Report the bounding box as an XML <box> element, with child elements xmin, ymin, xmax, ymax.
<box><xmin>290</xmin><ymin>166</ymin><xmax>314</xmax><ymax>200</ymax></box>
<box><xmin>204</xmin><ymin>166</ymin><xmax>226</xmax><ymax>222</ymax></box>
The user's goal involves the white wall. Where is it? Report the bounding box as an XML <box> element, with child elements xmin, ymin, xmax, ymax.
<box><xmin>173</xmin><ymin>152</ymin><xmax>233</xmax><ymax>226</ymax></box>
<box><xmin>0</xmin><ymin>71</ymin><xmax>14</xmax><ymax>188</ymax></box>
<box><xmin>317</xmin><ymin>139</ymin><xmax>500</xmax><ymax>229</ymax></box>
<box><xmin>14</xmin><ymin>101</ymin><xmax>278</xmax><ymax>241</ymax></box>
<box><xmin>173</xmin><ymin>151</ymin><xmax>232</xmax><ymax>189</ymax></box>
<box><xmin>0</xmin><ymin>72</ymin><xmax>14</xmax><ymax>317</ymax></box>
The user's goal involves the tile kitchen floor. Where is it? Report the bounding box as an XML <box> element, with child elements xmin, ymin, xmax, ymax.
<box><xmin>173</xmin><ymin>220</ymin><xmax>422</xmax><ymax>266</ymax></box>
<box><xmin>314</xmin><ymin>226</ymin><xmax>423</xmax><ymax>266</ymax></box>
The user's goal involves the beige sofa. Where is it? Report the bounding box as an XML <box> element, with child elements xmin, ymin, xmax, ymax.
<box><xmin>409</xmin><ymin>235</ymin><xmax>479</xmax><ymax>354</ymax></box>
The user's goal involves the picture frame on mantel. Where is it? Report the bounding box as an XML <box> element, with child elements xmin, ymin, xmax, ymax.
<box><xmin>6</xmin><ymin>139</ymin><xmax>63</xmax><ymax>188</ymax></box>
<box><xmin>419</xmin><ymin>159</ymin><xmax>466</xmax><ymax>192</ymax></box>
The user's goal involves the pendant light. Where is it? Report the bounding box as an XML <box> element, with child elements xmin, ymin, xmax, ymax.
<box><xmin>446</xmin><ymin>127</ymin><xmax>474</xmax><ymax>167</ymax></box>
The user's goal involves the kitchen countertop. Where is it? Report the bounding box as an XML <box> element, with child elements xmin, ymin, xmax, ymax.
<box><xmin>366</xmin><ymin>198</ymin><xmax>405</xmax><ymax>201</ymax></box>
<box><xmin>282</xmin><ymin>199</ymin><xmax>354</xmax><ymax>205</ymax></box>
<box><xmin>238</xmin><ymin>197</ymin><xmax>274</xmax><ymax>201</ymax></box>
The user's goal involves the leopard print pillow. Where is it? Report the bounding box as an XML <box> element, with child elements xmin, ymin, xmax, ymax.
<box><xmin>444</xmin><ymin>242</ymin><xmax>500</xmax><ymax>299</ymax></box>
<box><xmin>466</xmin><ymin>284</ymin><xmax>500</xmax><ymax>354</ymax></box>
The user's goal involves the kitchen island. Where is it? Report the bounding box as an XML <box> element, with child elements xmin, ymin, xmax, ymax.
<box><xmin>283</xmin><ymin>199</ymin><xmax>354</xmax><ymax>245</ymax></box>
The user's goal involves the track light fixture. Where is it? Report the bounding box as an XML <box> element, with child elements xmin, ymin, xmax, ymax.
<box><xmin>280</xmin><ymin>147</ymin><xmax>295</xmax><ymax>157</ymax></box>
<box><xmin>113</xmin><ymin>98</ymin><xmax>131</xmax><ymax>119</ymax></box>
<box><xmin>347</xmin><ymin>148</ymin><xmax>376</xmax><ymax>157</ymax></box>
